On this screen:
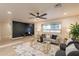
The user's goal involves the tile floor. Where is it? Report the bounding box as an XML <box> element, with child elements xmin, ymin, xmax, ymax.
<box><xmin>0</xmin><ymin>37</ymin><xmax>59</xmax><ymax>56</ymax></box>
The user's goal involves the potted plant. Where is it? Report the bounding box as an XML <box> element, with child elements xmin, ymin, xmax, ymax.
<box><xmin>69</xmin><ymin>22</ymin><xmax>79</xmax><ymax>41</ymax></box>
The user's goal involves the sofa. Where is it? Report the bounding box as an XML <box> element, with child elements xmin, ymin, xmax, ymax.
<box><xmin>37</xmin><ymin>34</ymin><xmax>60</xmax><ymax>45</ymax></box>
<box><xmin>55</xmin><ymin>38</ymin><xmax>79</xmax><ymax>56</ymax></box>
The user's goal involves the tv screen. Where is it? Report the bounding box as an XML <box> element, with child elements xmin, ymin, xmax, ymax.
<box><xmin>12</xmin><ymin>21</ymin><xmax>34</xmax><ymax>38</ymax></box>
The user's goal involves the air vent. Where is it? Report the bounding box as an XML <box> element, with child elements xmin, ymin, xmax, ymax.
<box><xmin>54</xmin><ymin>3</ymin><xmax>62</xmax><ymax>8</ymax></box>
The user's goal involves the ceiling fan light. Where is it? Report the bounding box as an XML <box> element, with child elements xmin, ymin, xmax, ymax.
<box><xmin>36</xmin><ymin>18</ymin><xmax>40</xmax><ymax>19</ymax></box>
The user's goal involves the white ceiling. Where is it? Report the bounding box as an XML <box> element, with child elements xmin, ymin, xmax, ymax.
<box><xmin>0</xmin><ymin>3</ymin><xmax>79</xmax><ymax>22</ymax></box>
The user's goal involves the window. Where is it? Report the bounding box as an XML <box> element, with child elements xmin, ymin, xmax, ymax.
<box><xmin>42</xmin><ymin>23</ymin><xmax>61</xmax><ymax>33</ymax></box>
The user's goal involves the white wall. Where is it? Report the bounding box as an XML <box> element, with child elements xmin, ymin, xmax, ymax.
<box><xmin>0</xmin><ymin>21</ymin><xmax>12</xmax><ymax>41</ymax></box>
<box><xmin>0</xmin><ymin>24</ymin><xmax>1</xmax><ymax>40</ymax></box>
<box><xmin>35</xmin><ymin>15</ymin><xmax>79</xmax><ymax>43</ymax></box>
<box><xmin>0</xmin><ymin>15</ymin><xmax>79</xmax><ymax>42</ymax></box>
<box><xmin>0</xmin><ymin>20</ymin><xmax>35</xmax><ymax>41</ymax></box>
<box><xmin>61</xmin><ymin>16</ymin><xmax>79</xmax><ymax>40</ymax></box>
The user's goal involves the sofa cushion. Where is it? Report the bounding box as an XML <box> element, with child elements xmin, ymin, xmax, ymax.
<box><xmin>51</xmin><ymin>35</ymin><xmax>57</xmax><ymax>39</ymax></box>
<box><xmin>68</xmin><ymin>51</ymin><xmax>79</xmax><ymax>56</ymax></box>
<box><xmin>55</xmin><ymin>50</ymin><xmax>66</xmax><ymax>56</ymax></box>
<box><xmin>60</xmin><ymin>43</ymin><xmax>66</xmax><ymax>51</ymax></box>
<box><xmin>66</xmin><ymin>38</ymin><xmax>79</xmax><ymax>55</ymax></box>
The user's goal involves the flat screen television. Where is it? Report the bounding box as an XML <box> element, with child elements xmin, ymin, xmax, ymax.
<box><xmin>12</xmin><ymin>21</ymin><xmax>34</xmax><ymax>38</ymax></box>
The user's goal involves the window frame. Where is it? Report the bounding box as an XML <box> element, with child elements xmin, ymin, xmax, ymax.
<box><xmin>42</xmin><ymin>22</ymin><xmax>61</xmax><ymax>33</ymax></box>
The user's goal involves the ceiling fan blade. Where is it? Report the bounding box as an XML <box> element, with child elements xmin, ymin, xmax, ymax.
<box><xmin>28</xmin><ymin>17</ymin><xmax>34</xmax><ymax>19</ymax></box>
<box><xmin>40</xmin><ymin>17</ymin><xmax>47</xmax><ymax>19</ymax></box>
<box><xmin>40</xmin><ymin>13</ymin><xmax>47</xmax><ymax>17</ymax></box>
<box><xmin>30</xmin><ymin>13</ymin><xmax>36</xmax><ymax>17</ymax></box>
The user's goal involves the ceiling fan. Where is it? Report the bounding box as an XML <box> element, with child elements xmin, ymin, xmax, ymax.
<box><xmin>29</xmin><ymin>12</ymin><xmax>47</xmax><ymax>19</ymax></box>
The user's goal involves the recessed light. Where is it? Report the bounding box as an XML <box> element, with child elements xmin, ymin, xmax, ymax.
<box><xmin>8</xmin><ymin>11</ymin><xmax>12</xmax><ymax>14</ymax></box>
<box><xmin>64</xmin><ymin>12</ymin><xmax>67</xmax><ymax>15</ymax></box>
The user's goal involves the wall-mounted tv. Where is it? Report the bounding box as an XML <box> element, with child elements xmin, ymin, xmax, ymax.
<box><xmin>12</xmin><ymin>21</ymin><xmax>34</xmax><ymax>38</ymax></box>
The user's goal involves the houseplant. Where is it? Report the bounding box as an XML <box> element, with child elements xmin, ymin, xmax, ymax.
<box><xmin>69</xmin><ymin>22</ymin><xmax>79</xmax><ymax>41</ymax></box>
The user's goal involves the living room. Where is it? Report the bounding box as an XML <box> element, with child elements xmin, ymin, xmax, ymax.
<box><xmin>0</xmin><ymin>3</ymin><xmax>79</xmax><ymax>56</ymax></box>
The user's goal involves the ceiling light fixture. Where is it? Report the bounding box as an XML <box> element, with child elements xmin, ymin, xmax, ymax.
<box><xmin>64</xmin><ymin>12</ymin><xmax>67</xmax><ymax>15</ymax></box>
<box><xmin>8</xmin><ymin>11</ymin><xmax>12</xmax><ymax>14</ymax></box>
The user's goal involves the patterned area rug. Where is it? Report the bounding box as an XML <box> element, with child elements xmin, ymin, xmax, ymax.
<box><xmin>13</xmin><ymin>42</ymin><xmax>59</xmax><ymax>56</ymax></box>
